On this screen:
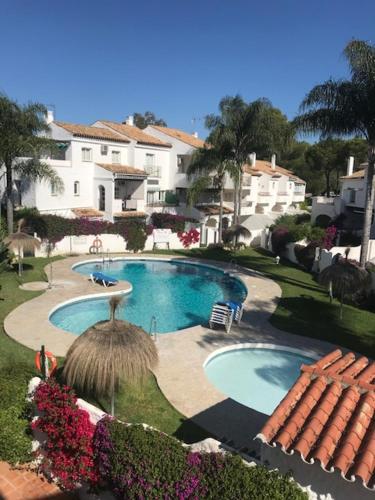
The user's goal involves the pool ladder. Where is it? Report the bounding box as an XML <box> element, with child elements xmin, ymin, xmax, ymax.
<box><xmin>149</xmin><ymin>316</ymin><xmax>157</xmax><ymax>342</ymax></box>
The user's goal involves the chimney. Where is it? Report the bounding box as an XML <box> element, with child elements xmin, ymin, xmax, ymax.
<box><xmin>250</xmin><ymin>152</ymin><xmax>256</xmax><ymax>167</ymax></box>
<box><xmin>271</xmin><ymin>154</ymin><xmax>276</xmax><ymax>170</ymax></box>
<box><xmin>193</xmin><ymin>131</ymin><xmax>198</xmax><ymax>138</ymax></box>
<box><xmin>46</xmin><ymin>109</ymin><xmax>54</xmax><ymax>124</ymax></box>
<box><xmin>347</xmin><ymin>156</ymin><xmax>354</xmax><ymax>176</ymax></box>
<box><xmin>126</xmin><ymin>115</ymin><xmax>134</xmax><ymax>126</ymax></box>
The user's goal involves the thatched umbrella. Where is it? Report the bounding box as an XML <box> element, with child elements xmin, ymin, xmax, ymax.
<box><xmin>223</xmin><ymin>224</ymin><xmax>251</xmax><ymax>246</ymax></box>
<box><xmin>62</xmin><ymin>296</ymin><xmax>158</xmax><ymax>416</ymax></box>
<box><xmin>319</xmin><ymin>256</ymin><xmax>370</xmax><ymax>319</ymax></box>
<box><xmin>4</xmin><ymin>220</ymin><xmax>41</xmax><ymax>276</ymax></box>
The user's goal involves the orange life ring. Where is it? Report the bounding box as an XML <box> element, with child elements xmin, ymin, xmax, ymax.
<box><xmin>92</xmin><ymin>237</ymin><xmax>103</xmax><ymax>249</ymax></box>
<box><xmin>35</xmin><ymin>350</ymin><xmax>57</xmax><ymax>377</ymax></box>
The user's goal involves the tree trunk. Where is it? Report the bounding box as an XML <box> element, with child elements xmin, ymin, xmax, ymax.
<box><xmin>325</xmin><ymin>170</ymin><xmax>331</xmax><ymax>197</ymax></box>
<box><xmin>5</xmin><ymin>162</ymin><xmax>14</xmax><ymax>234</ymax></box>
<box><xmin>233</xmin><ymin>177</ymin><xmax>238</xmax><ymax>225</ymax></box>
<box><xmin>238</xmin><ymin>170</ymin><xmax>243</xmax><ymax>221</ymax></box>
<box><xmin>360</xmin><ymin>145</ymin><xmax>375</xmax><ymax>267</ymax></box>
<box><xmin>218</xmin><ymin>186</ymin><xmax>224</xmax><ymax>243</ymax></box>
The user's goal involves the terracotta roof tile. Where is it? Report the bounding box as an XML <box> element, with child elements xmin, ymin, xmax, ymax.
<box><xmin>341</xmin><ymin>169</ymin><xmax>365</xmax><ymax>180</ymax></box>
<box><xmin>54</xmin><ymin>121</ymin><xmax>130</xmax><ymax>143</ymax></box>
<box><xmin>243</xmin><ymin>160</ymin><xmax>306</xmax><ymax>184</ymax></box>
<box><xmin>99</xmin><ymin>121</ymin><xmax>172</xmax><ymax>147</ymax></box>
<box><xmin>195</xmin><ymin>204</ymin><xmax>233</xmax><ymax>215</ymax></box>
<box><xmin>96</xmin><ymin>163</ymin><xmax>147</xmax><ymax>176</ymax></box>
<box><xmin>72</xmin><ymin>208</ymin><xmax>104</xmax><ymax>218</ymax></box>
<box><xmin>149</xmin><ymin>125</ymin><xmax>206</xmax><ymax>148</ymax></box>
<box><xmin>256</xmin><ymin>350</ymin><xmax>375</xmax><ymax>490</ymax></box>
<box><xmin>113</xmin><ymin>211</ymin><xmax>146</xmax><ymax>218</ymax></box>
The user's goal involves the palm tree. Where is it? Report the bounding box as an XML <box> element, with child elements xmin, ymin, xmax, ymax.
<box><xmin>294</xmin><ymin>40</ymin><xmax>375</xmax><ymax>267</ymax></box>
<box><xmin>319</xmin><ymin>253</ymin><xmax>370</xmax><ymax>319</ymax></box>
<box><xmin>187</xmin><ymin>141</ymin><xmax>236</xmax><ymax>242</ymax></box>
<box><xmin>62</xmin><ymin>296</ymin><xmax>158</xmax><ymax>416</ymax></box>
<box><xmin>0</xmin><ymin>94</ymin><xmax>64</xmax><ymax>234</ymax></box>
<box><xmin>206</xmin><ymin>96</ymin><xmax>293</xmax><ymax>223</ymax></box>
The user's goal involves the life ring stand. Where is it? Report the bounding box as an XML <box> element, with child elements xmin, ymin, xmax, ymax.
<box><xmin>35</xmin><ymin>350</ymin><xmax>57</xmax><ymax>377</ymax></box>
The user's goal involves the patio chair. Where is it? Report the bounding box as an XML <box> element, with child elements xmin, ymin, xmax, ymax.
<box><xmin>90</xmin><ymin>272</ymin><xmax>118</xmax><ymax>287</ymax></box>
<box><xmin>217</xmin><ymin>301</ymin><xmax>244</xmax><ymax>324</ymax></box>
<box><xmin>209</xmin><ymin>303</ymin><xmax>234</xmax><ymax>333</ymax></box>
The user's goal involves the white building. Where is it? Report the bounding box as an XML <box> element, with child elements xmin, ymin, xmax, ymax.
<box><xmin>1</xmin><ymin>114</ymin><xmax>306</xmax><ymax>242</ymax></box>
<box><xmin>311</xmin><ymin>156</ymin><xmax>375</xmax><ymax>236</ymax></box>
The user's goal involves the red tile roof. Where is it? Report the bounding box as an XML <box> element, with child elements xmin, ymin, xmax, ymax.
<box><xmin>256</xmin><ymin>350</ymin><xmax>375</xmax><ymax>490</ymax></box>
<box><xmin>96</xmin><ymin>163</ymin><xmax>147</xmax><ymax>176</ymax></box>
<box><xmin>243</xmin><ymin>160</ymin><xmax>306</xmax><ymax>184</ymax></box>
<box><xmin>98</xmin><ymin>121</ymin><xmax>172</xmax><ymax>148</ymax></box>
<box><xmin>72</xmin><ymin>208</ymin><xmax>104</xmax><ymax>218</ymax></box>
<box><xmin>149</xmin><ymin>125</ymin><xmax>206</xmax><ymax>148</ymax></box>
<box><xmin>54</xmin><ymin>122</ymin><xmax>130</xmax><ymax>143</ymax></box>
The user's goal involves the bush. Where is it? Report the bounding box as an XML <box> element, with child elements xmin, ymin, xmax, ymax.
<box><xmin>0</xmin><ymin>364</ymin><xmax>36</xmax><ymax>464</ymax></box>
<box><xmin>32</xmin><ymin>379</ymin><xmax>99</xmax><ymax>490</ymax></box>
<box><xmin>20</xmin><ymin>210</ymin><xmax>149</xmax><ymax>251</ymax></box>
<box><xmin>271</xmin><ymin>226</ymin><xmax>294</xmax><ymax>254</ymax></box>
<box><xmin>150</xmin><ymin>213</ymin><xmax>197</xmax><ymax>233</ymax></box>
<box><xmin>294</xmin><ymin>241</ymin><xmax>320</xmax><ymax>271</ymax></box>
<box><xmin>339</xmin><ymin>231</ymin><xmax>361</xmax><ymax>247</ymax></box>
<box><xmin>94</xmin><ymin>419</ymin><xmax>306</xmax><ymax>499</ymax></box>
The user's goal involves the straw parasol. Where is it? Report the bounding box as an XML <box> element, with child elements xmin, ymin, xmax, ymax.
<box><xmin>4</xmin><ymin>219</ymin><xmax>41</xmax><ymax>276</ymax></box>
<box><xmin>319</xmin><ymin>254</ymin><xmax>370</xmax><ymax>319</ymax></box>
<box><xmin>223</xmin><ymin>224</ymin><xmax>251</xmax><ymax>245</ymax></box>
<box><xmin>62</xmin><ymin>296</ymin><xmax>158</xmax><ymax>416</ymax></box>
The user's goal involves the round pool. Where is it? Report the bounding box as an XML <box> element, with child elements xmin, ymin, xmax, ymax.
<box><xmin>204</xmin><ymin>345</ymin><xmax>316</xmax><ymax>415</ymax></box>
<box><xmin>50</xmin><ymin>259</ymin><xmax>246</xmax><ymax>335</ymax></box>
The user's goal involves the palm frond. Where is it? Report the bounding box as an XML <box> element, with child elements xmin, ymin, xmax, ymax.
<box><xmin>14</xmin><ymin>160</ymin><xmax>64</xmax><ymax>193</ymax></box>
<box><xmin>187</xmin><ymin>176</ymin><xmax>212</xmax><ymax>206</ymax></box>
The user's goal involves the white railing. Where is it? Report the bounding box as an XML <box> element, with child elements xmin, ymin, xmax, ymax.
<box><xmin>144</xmin><ymin>165</ymin><xmax>162</xmax><ymax>177</ymax></box>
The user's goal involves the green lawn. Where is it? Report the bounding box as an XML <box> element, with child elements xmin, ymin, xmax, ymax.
<box><xmin>150</xmin><ymin>247</ymin><xmax>375</xmax><ymax>359</ymax></box>
<box><xmin>0</xmin><ymin>257</ymin><xmax>209</xmax><ymax>443</ymax></box>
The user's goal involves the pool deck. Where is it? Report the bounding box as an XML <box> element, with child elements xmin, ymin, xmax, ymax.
<box><xmin>5</xmin><ymin>254</ymin><xmax>340</xmax><ymax>450</ymax></box>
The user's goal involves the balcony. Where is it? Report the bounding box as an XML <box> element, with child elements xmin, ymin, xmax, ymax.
<box><xmin>144</xmin><ymin>165</ymin><xmax>161</xmax><ymax>177</ymax></box>
<box><xmin>113</xmin><ymin>198</ymin><xmax>145</xmax><ymax>213</ymax></box>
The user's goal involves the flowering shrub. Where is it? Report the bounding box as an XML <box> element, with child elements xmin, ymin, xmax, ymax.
<box><xmin>322</xmin><ymin>225</ymin><xmax>337</xmax><ymax>250</ymax></box>
<box><xmin>150</xmin><ymin>213</ymin><xmax>197</xmax><ymax>233</ymax></box>
<box><xmin>93</xmin><ymin>419</ymin><xmax>306</xmax><ymax>499</ymax></box>
<box><xmin>32</xmin><ymin>379</ymin><xmax>99</xmax><ymax>490</ymax></box>
<box><xmin>177</xmin><ymin>228</ymin><xmax>200</xmax><ymax>248</ymax></box>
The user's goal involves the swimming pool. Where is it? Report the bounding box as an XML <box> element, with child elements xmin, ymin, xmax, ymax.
<box><xmin>50</xmin><ymin>259</ymin><xmax>247</xmax><ymax>335</ymax></box>
<box><xmin>204</xmin><ymin>345</ymin><xmax>316</xmax><ymax>415</ymax></box>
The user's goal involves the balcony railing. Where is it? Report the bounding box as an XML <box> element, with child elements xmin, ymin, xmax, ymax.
<box><xmin>144</xmin><ymin>165</ymin><xmax>161</xmax><ymax>177</ymax></box>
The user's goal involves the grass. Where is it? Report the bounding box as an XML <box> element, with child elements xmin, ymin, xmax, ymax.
<box><xmin>0</xmin><ymin>256</ymin><xmax>209</xmax><ymax>444</ymax></box>
<box><xmin>150</xmin><ymin>247</ymin><xmax>375</xmax><ymax>358</ymax></box>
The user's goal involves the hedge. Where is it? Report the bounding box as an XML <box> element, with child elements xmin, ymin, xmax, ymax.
<box><xmin>94</xmin><ymin>418</ymin><xmax>306</xmax><ymax>499</ymax></box>
<box><xmin>0</xmin><ymin>364</ymin><xmax>36</xmax><ymax>464</ymax></box>
<box><xmin>150</xmin><ymin>213</ymin><xmax>197</xmax><ymax>233</ymax></box>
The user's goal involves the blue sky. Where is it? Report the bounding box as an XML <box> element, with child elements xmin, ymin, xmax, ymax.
<box><xmin>1</xmin><ymin>0</ymin><xmax>374</xmax><ymax>139</ymax></box>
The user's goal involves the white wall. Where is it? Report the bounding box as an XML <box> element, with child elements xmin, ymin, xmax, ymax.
<box><xmin>261</xmin><ymin>445</ymin><xmax>374</xmax><ymax>500</ymax></box>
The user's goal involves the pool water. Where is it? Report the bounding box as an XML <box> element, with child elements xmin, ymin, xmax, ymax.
<box><xmin>204</xmin><ymin>347</ymin><xmax>315</xmax><ymax>415</ymax></box>
<box><xmin>50</xmin><ymin>259</ymin><xmax>246</xmax><ymax>335</ymax></box>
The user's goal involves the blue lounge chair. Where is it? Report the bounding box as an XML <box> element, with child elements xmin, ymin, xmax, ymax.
<box><xmin>216</xmin><ymin>301</ymin><xmax>244</xmax><ymax>324</ymax></box>
<box><xmin>90</xmin><ymin>272</ymin><xmax>118</xmax><ymax>287</ymax></box>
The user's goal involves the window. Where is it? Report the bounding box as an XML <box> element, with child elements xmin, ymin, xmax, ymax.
<box><xmin>74</xmin><ymin>181</ymin><xmax>80</xmax><ymax>196</ymax></box>
<box><xmin>349</xmin><ymin>189</ymin><xmax>356</xmax><ymax>204</ymax></box>
<box><xmin>82</xmin><ymin>148</ymin><xmax>92</xmax><ymax>162</ymax></box>
<box><xmin>177</xmin><ymin>155</ymin><xmax>187</xmax><ymax>173</ymax></box>
<box><xmin>98</xmin><ymin>185</ymin><xmax>105</xmax><ymax>211</ymax></box>
<box><xmin>145</xmin><ymin>153</ymin><xmax>155</xmax><ymax>166</ymax></box>
<box><xmin>101</xmin><ymin>145</ymin><xmax>108</xmax><ymax>155</ymax></box>
<box><xmin>51</xmin><ymin>183</ymin><xmax>57</xmax><ymax>196</ymax></box>
<box><xmin>112</xmin><ymin>151</ymin><xmax>121</xmax><ymax>164</ymax></box>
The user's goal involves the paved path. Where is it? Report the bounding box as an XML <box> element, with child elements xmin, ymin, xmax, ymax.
<box><xmin>0</xmin><ymin>462</ymin><xmax>77</xmax><ymax>499</ymax></box>
<box><xmin>4</xmin><ymin>255</ymin><xmax>340</xmax><ymax>451</ymax></box>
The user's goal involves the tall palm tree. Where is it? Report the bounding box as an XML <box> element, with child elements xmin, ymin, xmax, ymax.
<box><xmin>0</xmin><ymin>94</ymin><xmax>64</xmax><ymax>233</ymax></box>
<box><xmin>294</xmin><ymin>40</ymin><xmax>375</xmax><ymax>267</ymax></box>
<box><xmin>187</xmin><ymin>141</ymin><xmax>236</xmax><ymax>242</ymax></box>
<box><xmin>206</xmin><ymin>96</ymin><xmax>293</xmax><ymax>223</ymax></box>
